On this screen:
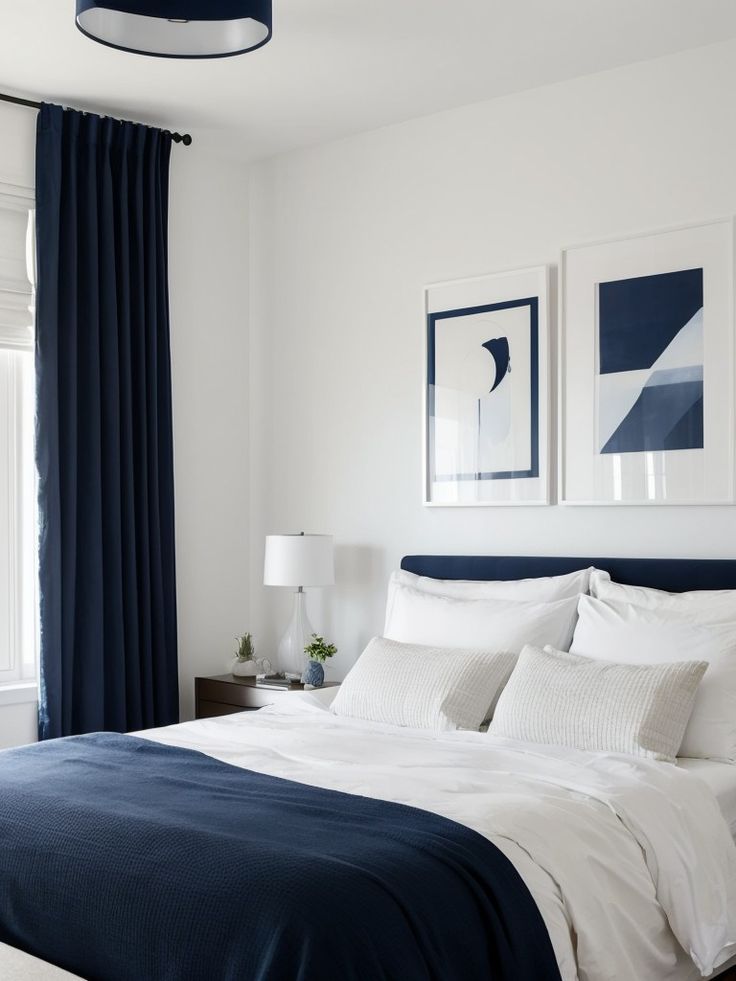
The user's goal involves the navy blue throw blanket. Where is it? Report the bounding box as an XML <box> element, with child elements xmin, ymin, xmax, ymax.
<box><xmin>0</xmin><ymin>734</ymin><xmax>561</xmax><ymax>981</ymax></box>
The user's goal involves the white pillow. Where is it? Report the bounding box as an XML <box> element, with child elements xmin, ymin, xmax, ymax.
<box><xmin>490</xmin><ymin>644</ymin><xmax>707</xmax><ymax>763</ymax></box>
<box><xmin>590</xmin><ymin>569</ymin><xmax>736</xmax><ymax>622</ymax></box>
<box><xmin>571</xmin><ymin>595</ymin><xmax>736</xmax><ymax>761</ymax></box>
<box><xmin>331</xmin><ymin>636</ymin><xmax>517</xmax><ymax>731</ymax></box>
<box><xmin>390</xmin><ymin>567</ymin><xmax>592</xmax><ymax>604</ymax></box>
<box><xmin>384</xmin><ymin>583</ymin><xmax>579</xmax><ymax>653</ymax></box>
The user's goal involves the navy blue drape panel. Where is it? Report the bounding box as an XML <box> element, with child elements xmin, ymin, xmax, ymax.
<box><xmin>35</xmin><ymin>104</ymin><xmax>179</xmax><ymax>739</ymax></box>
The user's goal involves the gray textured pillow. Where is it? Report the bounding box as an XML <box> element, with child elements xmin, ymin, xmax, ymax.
<box><xmin>331</xmin><ymin>636</ymin><xmax>517</xmax><ymax>732</ymax></box>
<box><xmin>489</xmin><ymin>645</ymin><xmax>708</xmax><ymax>762</ymax></box>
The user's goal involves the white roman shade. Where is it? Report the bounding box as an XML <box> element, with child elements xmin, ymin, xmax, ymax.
<box><xmin>0</xmin><ymin>184</ymin><xmax>34</xmax><ymax>352</ymax></box>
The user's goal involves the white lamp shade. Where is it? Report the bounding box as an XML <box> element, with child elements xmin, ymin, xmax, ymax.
<box><xmin>263</xmin><ymin>534</ymin><xmax>335</xmax><ymax>588</ymax></box>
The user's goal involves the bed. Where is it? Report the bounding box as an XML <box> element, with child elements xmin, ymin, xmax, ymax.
<box><xmin>2</xmin><ymin>554</ymin><xmax>736</xmax><ymax>981</ymax></box>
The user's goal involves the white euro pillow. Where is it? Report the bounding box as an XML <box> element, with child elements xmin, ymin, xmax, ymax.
<box><xmin>489</xmin><ymin>644</ymin><xmax>707</xmax><ymax>763</ymax></box>
<box><xmin>384</xmin><ymin>582</ymin><xmax>579</xmax><ymax>653</ymax></box>
<box><xmin>571</xmin><ymin>595</ymin><xmax>736</xmax><ymax>761</ymax></box>
<box><xmin>590</xmin><ymin>569</ymin><xmax>736</xmax><ymax>622</ymax></box>
<box><xmin>390</xmin><ymin>567</ymin><xmax>592</xmax><ymax>604</ymax></box>
<box><xmin>331</xmin><ymin>636</ymin><xmax>517</xmax><ymax>731</ymax></box>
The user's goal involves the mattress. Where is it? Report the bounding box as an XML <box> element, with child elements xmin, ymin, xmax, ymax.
<box><xmin>678</xmin><ymin>758</ymin><xmax>736</xmax><ymax>836</ymax></box>
<box><xmin>0</xmin><ymin>943</ymin><xmax>80</xmax><ymax>980</ymax></box>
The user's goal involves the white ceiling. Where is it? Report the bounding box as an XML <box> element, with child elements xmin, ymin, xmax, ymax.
<box><xmin>2</xmin><ymin>1</ymin><xmax>736</xmax><ymax>162</ymax></box>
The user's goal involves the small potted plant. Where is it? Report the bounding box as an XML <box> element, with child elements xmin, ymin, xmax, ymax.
<box><xmin>231</xmin><ymin>633</ymin><xmax>258</xmax><ymax>677</ymax></box>
<box><xmin>301</xmin><ymin>634</ymin><xmax>337</xmax><ymax>688</ymax></box>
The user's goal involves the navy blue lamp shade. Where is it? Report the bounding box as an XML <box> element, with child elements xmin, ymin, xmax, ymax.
<box><xmin>75</xmin><ymin>0</ymin><xmax>272</xmax><ymax>58</ymax></box>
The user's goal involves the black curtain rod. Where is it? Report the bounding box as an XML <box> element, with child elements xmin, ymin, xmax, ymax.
<box><xmin>0</xmin><ymin>91</ymin><xmax>192</xmax><ymax>146</ymax></box>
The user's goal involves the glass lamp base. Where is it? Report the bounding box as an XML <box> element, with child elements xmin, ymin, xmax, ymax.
<box><xmin>277</xmin><ymin>589</ymin><xmax>313</xmax><ymax>680</ymax></box>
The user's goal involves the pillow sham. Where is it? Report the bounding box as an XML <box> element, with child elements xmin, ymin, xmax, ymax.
<box><xmin>331</xmin><ymin>637</ymin><xmax>517</xmax><ymax>731</ymax></box>
<box><xmin>489</xmin><ymin>644</ymin><xmax>707</xmax><ymax>762</ymax></box>
<box><xmin>384</xmin><ymin>583</ymin><xmax>579</xmax><ymax>653</ymax></box>
<box><xmin>590</xmin><ymin>569</ymin><xmax>736</xmax><ymax>622</ymax></box>
<box><xmin>571</xmin><ymin>594</ymin><xmax>736</xmax><ymax>761</ymax></box>
<box><xmin>389</xmin><ymin>567</ymin><xmax>592</xmax><ymax>604</ymax></box>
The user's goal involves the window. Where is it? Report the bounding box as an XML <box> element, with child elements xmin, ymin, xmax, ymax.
<box><xmin>0</xmin><ymin>182</ymin><xmax>36</xmax><ymax>692</ymax></box>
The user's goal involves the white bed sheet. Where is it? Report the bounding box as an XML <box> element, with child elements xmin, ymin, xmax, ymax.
<box><xmin>679</xmin><ymin>758</ymin><xmax>736</xmax><ymax>837</ymax></box>
<box><xmin>137</xmin><ymin>692</ymin><xmax>736</xmax><ymax>981</ymax></box>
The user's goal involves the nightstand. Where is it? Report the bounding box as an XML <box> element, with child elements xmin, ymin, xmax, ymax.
<box><xmin>194</xmin><ymin>674</ymin><xmax>340</xmax><ymax>720</ymax></box>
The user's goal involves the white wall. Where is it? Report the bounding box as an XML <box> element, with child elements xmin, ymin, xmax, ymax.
<box><xmin>169</xmin><ymin>146</ymin><xmax>250</xmax><ymax>720</ymax></box>
<box><xmin>0</xmin><ymin>102</ymin><xmax>35</xmax><ymax>189</ymax></box>
<box><xmin>0</xmin><ymin>105</ymin><xmax>250</xmax><ymax>744</ymax></box>
<box><xmin>248</xmin><ymin>39</ymin><xmax>736</xmax><ymax>680</ymax></box>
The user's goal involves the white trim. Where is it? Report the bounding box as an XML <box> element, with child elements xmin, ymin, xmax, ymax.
<box><xmin>0</xmin><ymin>682</ymin><xmax>37</xmax><ymax>707</ymax></box>
<box><xmin>0</xmin><ymin>180</ymin><xmax>37</xmax><ymax>688</ymax></box>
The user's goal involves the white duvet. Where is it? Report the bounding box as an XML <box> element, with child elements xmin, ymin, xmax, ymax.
<box><xmin>139</xmin><ymin>691</ymin><xmax>736</xmax><ymax>981</ymax></box>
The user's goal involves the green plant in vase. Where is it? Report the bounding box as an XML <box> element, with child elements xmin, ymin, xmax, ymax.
<box><xmin>301</xmin><ymin>634</ymin><xmax>337</xmax><ymax>688</ymax></box>
<box><xmin>231</xmin><ymin>633</ymin><xmax>258</xmax><ymax>676</ymax></box>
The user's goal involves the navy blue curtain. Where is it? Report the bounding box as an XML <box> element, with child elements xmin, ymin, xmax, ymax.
<box><xmin>35</xmin><ymin>104</ymin><xmax>179</xmax><ymax>740</ymax></box>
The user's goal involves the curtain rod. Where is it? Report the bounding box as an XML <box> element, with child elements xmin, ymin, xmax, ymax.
<box><xmin>0</xmin><ymin>91</ymin><xmax>192</xmax><ymax>146</ymax></box>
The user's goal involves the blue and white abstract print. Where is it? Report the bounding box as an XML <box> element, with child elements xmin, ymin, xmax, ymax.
<box><xmin>597</xmin><ymin>268</ymin><xmax>704</xmax><ymax>455</ymax></box>
<box><xmin>428</xmin><ymin>298</ymin><xmax>539</xmax><ymax>482</ymax></box>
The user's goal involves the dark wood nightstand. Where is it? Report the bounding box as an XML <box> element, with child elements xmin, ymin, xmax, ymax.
<box><xmin>194</xmin><ymin>674</ymin><xmax>340</xmax><ymax>720</ymax></box>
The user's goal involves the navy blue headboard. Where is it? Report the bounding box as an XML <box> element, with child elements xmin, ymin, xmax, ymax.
<box><xmin>400</xmin><ymin>555</ymin><xmax>736</xmax><ymax>593</ymax></box>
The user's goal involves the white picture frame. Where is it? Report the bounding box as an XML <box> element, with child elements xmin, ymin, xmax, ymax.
<box><xmin>560</xmin><ymin>218</ymin><xmax>735</xmax><ymax>505</ymax></box>
<box><xmin>424</xmin><ymin>265</ymin><xmax>550</xmax><ymax>506</ymax></box>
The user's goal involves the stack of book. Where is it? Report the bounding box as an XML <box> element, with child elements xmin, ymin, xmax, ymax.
<box><xmin>255</xmin><ymin>673</ymin><xmax>301</xmax><ymax>691</ymax></box>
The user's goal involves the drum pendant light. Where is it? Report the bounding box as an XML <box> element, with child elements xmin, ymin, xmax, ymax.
<box><xmin>75</xmin><ymin>1</ymin><xmax>272</xmax><ymax>59</ymax></box>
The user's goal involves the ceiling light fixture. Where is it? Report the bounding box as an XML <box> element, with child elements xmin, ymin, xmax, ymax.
<box><xmin>75</xmin><ymin>1</ymin><xmax>272</xmax><ymax>59</ymax></box>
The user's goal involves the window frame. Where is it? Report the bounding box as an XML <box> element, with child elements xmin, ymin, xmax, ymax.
<box><xmin>0</xmin><ymin>179</ymin><xmax>37</xmax><ymax>703</ymax></box>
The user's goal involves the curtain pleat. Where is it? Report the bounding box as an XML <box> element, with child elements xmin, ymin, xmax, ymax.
<box><xmin>35</xmin><ymin>104</ymin><xmax>179</xmax><ymax>739</ymax></box>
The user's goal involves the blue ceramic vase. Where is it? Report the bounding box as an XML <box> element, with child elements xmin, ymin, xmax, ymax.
<box><xmin>301</xmin><ymin>660</ymin><xmax>324</xmax><ymax>687</ymax></box>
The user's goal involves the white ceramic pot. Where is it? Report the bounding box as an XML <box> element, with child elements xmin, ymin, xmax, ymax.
<box><xmin>231</xmin><ymin>658</ymin><xmax>259</xmax><ymax>677</ymax></box>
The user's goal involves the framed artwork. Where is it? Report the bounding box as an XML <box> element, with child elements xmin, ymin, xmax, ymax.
<box><xmin>424</xmin><ymin>265</ymin><xmax>549</xmax><ymax>506</ymax></box>
<box><xmin>561</xmin><ymin>218</ymin><xmax>735</xmax><ymax>504</ymax></box>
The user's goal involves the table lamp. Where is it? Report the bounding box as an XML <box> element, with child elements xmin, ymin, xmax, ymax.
<box><xmin>264</xmin><ymin>533</ymin><xmax>335</xmax><ymax>680</ymax></box>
